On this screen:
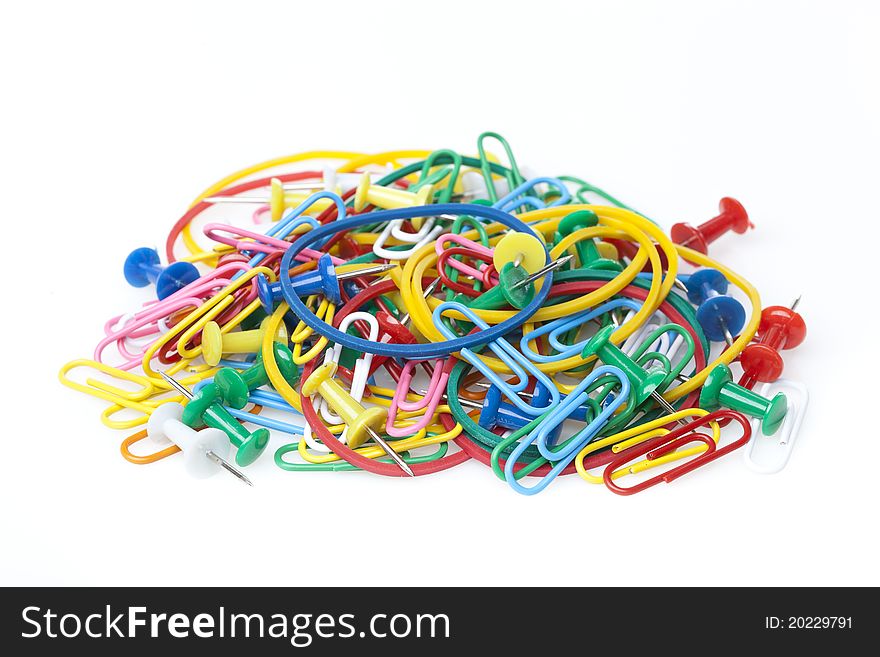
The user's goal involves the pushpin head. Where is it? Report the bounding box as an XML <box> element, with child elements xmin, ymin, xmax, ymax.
<box><xmin>301</xmin><ymin>362</ymin><xmax>338</xmax><ymax>397</ymax></box>
<box><xmin>718</xmin><ymin>197</ymin><xmax>751</xmax><ymax>234</ymax></box>
<box><xmin>696</xmin><ymin>296</ymin><xmax>746</xmax><ymax>343</ymax></box>
<box><xmin>201</xmin><ymin>321</ymin><xmax>224</xmax><ymax>368</ymax></box>
<box><xmin>354</xmin><ymin>173</ymin><xmax>372</xmax><ymax>212</ymax></box>
<box><xmin>270</xmin><ymin>178</ymin><xmax>285</xmax><ymax>221</ymax></box>
<box><xmin>492</xmin><ymin>232</ymin><xmax>546</xmax><ymax>274</ymax></box>
<box><xmin>317</xmin><ymin>254</ymin><xmax>341</xmax><ymax>305</ymax></box>
<box><xmin>761</xmin><ymin>393</ymin><xmax>788</xmax><ymax>436</ymax></box>
<box><xmin>234</xmin><ymin>427</ymin><xmax>271</xmax><ymax>467</ymax></box>
<box><xmin>256</xmin><ymin>274</ymin><xmax>275</xmax><ymax>315</ymax></box>
<box><xmin>759</xmin><ymin>306</ymin><xmax>807</xmax><ymax>350</ymax></box>
<box><xmin>669</xmin><ymin>222</ymin><xmax>709</xmax><ymax>254</ymax></box>
<box><xmin>477</xmin><ymin>386</ymin><xmax>503</xmax><ymax>429</ymax></box>
<box><xmin>497</xmin><ymin>263</ymin><xmax>534</xmax><ymax>309</ymax></box>
<box><xmin>698</xmin><ymin>363</ymin><xmax>734</xmax><ymax>410</ymax></box>
<box><xmin>739</xmin><ymin>343</ymin><xmax>785</xmax><ymax>384</ymax></box>
<box><xmin>685</xmin><ymin>268</ymin><xmax>728</xmax><ymax>304</ymax></box>
<box><xmin>581</xmin><ymin>323</ymin><xmax>615</xmax><ymax>359</ymax></box>
<box><xmin>123</xmin><ymin>247</ymin><xmax>161</xmax><ymax>287</ymax></box>
<box><xmin>558</xmin><ymin>209</ymin><xmax>598</xmax><ymax>236</ymax></box>
<box><xmin>155</xmin><ymin>261</ymin><xmax>199</xmax><ymax>300</ymax></box>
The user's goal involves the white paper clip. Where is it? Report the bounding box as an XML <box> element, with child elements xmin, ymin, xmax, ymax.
<box><xmin>743</xmin><ymin>378</ymin><xmax>809</xmax><ymax>474</ymax></box>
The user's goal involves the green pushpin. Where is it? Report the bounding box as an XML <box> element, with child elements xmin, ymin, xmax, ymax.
<box><xmin>461</xmin><ymin>263</ymin><xmax>534</xmax><ymax>311</ymax></box>
<box><xmin>558</xmin><ymin>210</ymin><xmax>623</xmax><ymax>272</ymax></box>
<box><xmin>454</xmin><ymin>255</ymin><xmax>574</xmax><ymax>311</ymax></box>
<box><xmin>164</xmin><ymin>372</ymin><xmax>271</xmax><ymax>467</ymax></box>
<box><xmin>699</xmin><ymin>363</ymin><xmax>788</xmax><ymax>436</ymax></box>
<box><xmin>213</xmin><ymin>343</ymin><xmax>299</xmax><ymax>409</ymax></box>
<box><xmin>581</xmin><ymin>324</ymin><xmax>682</xmax><ymax>417</ymax></box>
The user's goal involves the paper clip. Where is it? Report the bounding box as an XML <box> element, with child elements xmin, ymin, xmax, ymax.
<box><xmin>603</xmin><ymin>410</ymin><xmax>751</xmax><ymax>495</ymax></box>
<box><xmin>493</xmin><ymin>177</ymin><xmax>571</xmax><ymax>214</ymax></box>
<box><xmin>247</xmin><ymin>190</ymin><xmax>348</xmax><ymax>268</ymax></box>
<box><xmin>386</xmin><ymin>358</ymin><xmax>450</xmax><ymax>438</ymax></box>
<box><xmin>372</xmin><ymin>215</ymin><xmax>446</xmax><ymax>261</ymax></box>
<box><xmin>519</xmin><ymin>299</ymin><xmax>642</xmax><ymax>363</ymax></box>
<box><xmin>503</xmin><ymin>364</ymin><xmax>630</xmax><ymax>495</ymax></box>
<box><xmin>435</xmin><ymin>233</ymin><xmax>498</xmax><ymax>283</ymax></box>
<box><xmin>743</xmin><ymin>378</ymin><xmax>808</xmax><ymax>474</ymax></box>
<box><xmin>433</xmin><ymin>301</ymin><xmax>559</xmax><ymax>416</ymax></box>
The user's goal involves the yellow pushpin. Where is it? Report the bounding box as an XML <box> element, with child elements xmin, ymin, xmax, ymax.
<box><xmin>492</xmin><ymin>232</ymin><xmax>546</xmax><ymax>275</ymax></box>
<box><xmin>301</xmin><ymin>362</ymin><xmax>414</xmax><ymax>476</ymax></box>
<box><xmin>268</xmin><ymin>178</ymin><xmax>335</xmax><ymax>220</ymax></box>
<box><xmin>203</xmin><ymin>178</ymin><xmax>337</xmax><ymax>221</ymax></box>
<box><xmin>201</xmin><ymin>317</ymin><xmax>289</xmax><ymax>367</ymax></box>
<box><xmin>354</xmin><ymin>173</ymin><xmax>435</xmax><ymax>213</ymax></box>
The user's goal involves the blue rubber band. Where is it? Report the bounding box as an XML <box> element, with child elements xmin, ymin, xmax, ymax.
<box><xmin>278</xmin><ymin>203</ymin><xmax>552</xmax><ymax>358</ymax></box>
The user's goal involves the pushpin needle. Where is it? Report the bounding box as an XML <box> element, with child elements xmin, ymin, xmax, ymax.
<box><xmin>159</xmin><ymin>371</ymin><xmax>254</xmax><ymax>487</ymax></box>
<box><xmin>337</xmin><ymin>262</ymin><xmax>397</xmax><ymax>280</ymax></box>
<box><xmin>509</xmin><ymin>254</ymin><xmax>575</xmax><ymax>291</ymax></box>
<box><xmin>365</xmin><ymin>427</ymin><xmax>415</xmax><ymax>477</ymax></box>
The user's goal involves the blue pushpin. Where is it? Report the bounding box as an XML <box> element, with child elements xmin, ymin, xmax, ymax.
<box><xmin>123</xmin><ymin>247</ymin><xmax>200</xmax><ymax>300</ymax></box>
<box><xmin>256</xmin><ymin>255</ymin><xmax>396</xmax><ymax>313</ymax></box>
<box><xmin>476</xmin><ymin>386</ymin><xmax>563</xmax><ymax>444</ymax></box>
<box><xmin>478</xmin><ymin>384</ymin><xmax>600</xmax><ymax>447</ymax></box>
<box><xmin>683</xmin><ymin>268</ymin><xmax>746</xmax><ymax>346</ymax></box>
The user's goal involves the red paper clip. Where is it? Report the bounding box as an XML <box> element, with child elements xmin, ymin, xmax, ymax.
<box><xmin>603</xmin><ymin>410</ymin><xmax>752</xmax><ymax>495</ymax></box>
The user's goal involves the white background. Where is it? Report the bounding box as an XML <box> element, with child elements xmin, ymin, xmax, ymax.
<box><xmin>1</xmin><ymin>0</ymin><xmax>878</xmax><ymax>586</ymax></box>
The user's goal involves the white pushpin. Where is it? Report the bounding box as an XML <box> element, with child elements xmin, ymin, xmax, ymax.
<box><xmin>147</xmin><ymin>402</ymin><xmax>253</xmax><ymax>485</ymax></box>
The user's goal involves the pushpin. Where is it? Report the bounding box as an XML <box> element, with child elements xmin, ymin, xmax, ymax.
<box><xmin>354</xmin><ymin>173</ymin><xmax>435</xmax><ymax>213</ymax></box>
<box><xmin>507</xmin><ymin>254</ymin><xmax>573</xmax><ymax>291</ymax></box>
<box><xmin>256</xmin><ymin>255</ymin><xmax>397</xmax><ymax>310</ymax></box>
<box><xmin>492</xmin><ymin>231</ymin><xmax>547</xmax><ymax>275</ymax></box>
<box><xmin>201</xmin><ymin>317</ymin><xmax>289</xmax><ymax>367</ymax></box>
<box><xmin>683</xmin><ymin>268</ymin><xmax>746</xmax><ymax>347</ymax></box>
<box><xmin>581</xmin><ymin>324</ymin><xmax>686</xmax><ymax>422</ymax></box>
<box><xmin>738</xmin><ymin>297</ymin><xmax>806</xmax><ymax>389</ymax></box>
<box><xmin>699</xmin><ymin>363</ymin><xmax>787</xmax><ymax>436</ymax></box>
<box><xmin>301</xmin><ymin>362</ymin><xmax>414</xmax><ymax>476</ymax></box>
<box><xmin>478</xmin><ymin>384</ymin><xmax>590</xmax><ymax>431</ymax></box>
<box><xmin>203</xmin><ymin>178</ymin><xmax>336</xmax><ymax>221</ymax></box>
<box><xmin>160</xmin><ymin>371</ymin><xmax>271</xmax><ymax>467</ymax></box>
<box><xmin>147</xmin><ymin>402</ymin><xmax>253</xmax><ymax>486</ymax></box>
<box><xmin>462</xmin><ymin>255</ymin><xmax>573</xmax><ymax>311</ymax></box>
<box><xmin>670</xmin><ymin>197</ymin><xmax>753</xmax><ymax>255</ymax></box>
<box><xmin>211</xmin><ymin>342</ymin><xmax>300</xmax><ymax>409</ymax></box>
<box><xmin>557</xmin><ymin>210</ymin><xmax>623</xmax><ymax>272</ymax></box>
<box><xmin>123</xmin><ymin>247</ymin><xmax>200</xmax><ymax>300</ymax></box>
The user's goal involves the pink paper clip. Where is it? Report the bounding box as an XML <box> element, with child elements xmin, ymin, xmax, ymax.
<box><xmin>386</xmin><ymin>358</ymin><xmax>452</xmax><ymax>437</ymax></box>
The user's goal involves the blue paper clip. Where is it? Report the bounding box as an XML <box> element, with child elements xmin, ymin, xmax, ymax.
<box><xmin>519</xmin><ymin>299</ymin><xmax>642</xmax><ymax>363</ymax></box>
<box><xmin>493</xmin><ymin>177</ymin><xmax>571</xmax><ymax>214</ymax></box>
<box><xmin>504</xmin><ymin>364</ymin><xmax>630</xmax><ymax>495</ymax></box>
<box><xmin>433</xmin><ymin>301</ymin><xmax>559</xmax><ymax>417</ymax></box>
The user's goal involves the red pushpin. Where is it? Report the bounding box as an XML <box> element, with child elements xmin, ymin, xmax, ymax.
<box><xmin>670</xmin><ymin>197</ymin><xmax>754</xmax><ymax>255</ymax></box>
<box><xmin>738</xmin><ymin>297</ymin><xmax>806</xmax><ymax>390</ymax></box>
